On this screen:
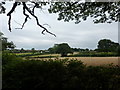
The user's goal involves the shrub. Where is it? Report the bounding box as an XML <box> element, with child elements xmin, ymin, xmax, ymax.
<box><xmin>2</xmin><ymin>58</ymin><xmax>120</xmax><ymax>89</ymax></box>
<box><xmin>3</xmin><ymin>59</ymin><xmax>67</xmax><ymax>89</ymax></box>
<box><xmin>2</xmin><ymin>51</ymin><xmax>22</xmax><ymax>65</ymax></box>
<box><xmin>68</xmin><ymin>52</ymin><xmax>119</xmax><ymax>57</ymax></box>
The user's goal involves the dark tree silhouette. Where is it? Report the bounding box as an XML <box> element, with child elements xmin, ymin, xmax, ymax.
<box><xmin>0</xmin><ymin>33</ymin><xmax>16</xmax><ymax>51</ymax></box>
<box><xmin>55</xmin><ymin>43</ymin><xmax>72</xmax><ymax>57</ymax></box>
<box><xmin>97</xmin><ymin>39</ymin><xmax>119</xmax><ymax>52</ymax></box>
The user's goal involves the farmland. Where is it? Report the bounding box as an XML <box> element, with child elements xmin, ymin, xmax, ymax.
<box><xmin>14</xmin><ymin>52</ymin><xmax>120</xmax><ymax>66</ymax></box>
<box><xmin>28</xmin><ymin>56</ymin><xmax>119</xmax><ymax>66</ymax></box>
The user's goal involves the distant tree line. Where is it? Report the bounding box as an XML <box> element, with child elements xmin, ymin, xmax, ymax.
<box><xmin>72</xmin><ymin>48</ymin><xmax>90</xmax><ymax>52</ymax></box>
<box><xmin>48</xmin><ymin>39</ymin><xmax>120</xmax><ymax>56</ymax></box>
<box><xmin>1</xmin><ymin>31</ymin><xmax>120</xmax><ymax>56</ymax></box>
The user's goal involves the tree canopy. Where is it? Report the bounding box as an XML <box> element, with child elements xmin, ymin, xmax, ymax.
<box><xmin>97</xmin><ymin>39</ymin><xmax>119</xmax><ymax>52</ymax></box>
<box><xmin>0</xmin><ymin>32</ymin><xmax>16</xmax><ymax>51</ymax></box>
<box><xmin>0</xmin><ymin>1</ymin><xmax>120</xmax><ymax>36</ymax></box>
<box><xmin>49</xmin><ymin>43</ymin><xmax>72</xmax><ymax>57</ymax></box>
<box><xmin>48</xmin><ymin>2</ymin><xmax>120</xmax><ymax>24</ymax></box>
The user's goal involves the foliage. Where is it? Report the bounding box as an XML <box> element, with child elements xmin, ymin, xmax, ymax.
<box><xmin>48</xmin><ymin>47</ymin><xmax>56</xmax><ymax>54</ymax></box>
<box><xmin>2</xmin><ymin>51</ymin><xmax>21</xmax><ymax>65</ymax></box>
<box><xmin>3</xmin><ymin>57</ymin><xmax>120</xmax><ymax>89</ymax></box>
<box><xmin>118</xmin><ymin>45</ymin><xmax>120</xmax><ymax>55</ymax></box>
<box><xmin>48</xmin><ymin>2</ymin><xmax>120</xmax><ymax>24</ymax></box>
<box><xmin>97</xmin><ymin>39</ymin><xmax>119</xmax><ymax>52</ymax></box>
<box><xmin>20</xmin><ymin>48</ymin><xmax>25</xmax><ymax>53</ymax></box>
<box><xmin>3</xmin><ymin>59</ymin><xmax>67</xmax><ymax>89</ymax></box>
<box><xmin>49</xmin><ymin>43</ymin><xmax>73</xmax><ymax>57</ymax></box>
<box><xmin>0</xmin><ymin>32</ymin><xmax>16</xmax><ymax>51</ymax></box>
<box><xmin>68</xmin><ymin>51</ymin><xmax>119</xmax><ymax>57</ymax></box>
<box><xmin>31</xmin><ymin>48</ymin><xmax>35</xmax><ymax>54</ymax></box>
<box><xmin>72</xmin><ymin>48</ymin><xmax>90</xmax><ymax>52</ymax></box>
<box><xmin>0</xmin><ymin>2</ymin><xmax>5</xmax><ymax>14</ymax></box>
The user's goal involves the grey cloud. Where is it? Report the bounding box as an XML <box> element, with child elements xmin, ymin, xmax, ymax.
<box><xmin>1</xmin><ymin>3</ymin><xmax>118</xmax><ymax>50</ymax></box>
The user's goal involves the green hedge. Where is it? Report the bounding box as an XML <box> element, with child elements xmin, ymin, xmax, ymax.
<box><xmin>2</xmin><ymin>51</ymin><xmax>22</xmax><ymax>65</ymax></box>
<box><xmin>2</xmin><ymin>52</ymin><xmax>120</xmax><ymax>89</ymax></box>
<box><xmin>2</xmin><ymin>56</ymin><xmax>120</xmax><ymax>89</ymax></box>
<box><xmin>16</xmin><ymin>53</ymin><xmax>43</xmax><ymax>57</ymax></box>
<box><xmin>68</xmin><ymin>52</ymin><xmax>119</xmax><ymax>57</ymax></box>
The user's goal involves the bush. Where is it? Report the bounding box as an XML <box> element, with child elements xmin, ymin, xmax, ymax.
<box><xmin>3</xmin><ymin>59</ymin><xmax>67</xmax><ymax>89</ymax></box>
<box><xmin>2</xmin><ymin>58</ymin><xmax>120</xmax><ymax>89</ymax></box>
<box><xmin>68</xmin><ymin>52</ymin><xmax>119</xmax><ymax>57</ymax></box>
<box><xmin>2</xmin><ymin>51</ymin><xmax>22</xmax><ymax>65</ymax></box>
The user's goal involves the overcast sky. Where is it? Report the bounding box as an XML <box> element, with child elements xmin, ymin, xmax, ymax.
<box><xmin>0</xmin><ymin>2</ymin><xmax>118</xmax><ymax>50</ymax></box>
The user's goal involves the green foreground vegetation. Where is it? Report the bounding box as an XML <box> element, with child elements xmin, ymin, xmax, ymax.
<box><xmin>2</xmin><ymin>52</ymin><xmax>120</xmax><ymax>89</ymax></box>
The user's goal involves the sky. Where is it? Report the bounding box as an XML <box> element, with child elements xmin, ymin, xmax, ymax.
<box><xmin>0</xmin><ymin>2</ymin><xmax>118</xmax><ymax>50</ymax></box>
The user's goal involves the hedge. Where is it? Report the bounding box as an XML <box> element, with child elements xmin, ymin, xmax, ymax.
<box><xmin>2</xmin><ymin>53</ymin><xmax>120</xmax><ymax>90</ymax></box>
<box><xmin>2</xmin><ymin>54</ymin><xmax>120</xmax><ymax>89</ymax></box>
<box><xmin>68</xmin><ymin>52</ymin><xmax>119</xmax><ymax>57</ymax></box>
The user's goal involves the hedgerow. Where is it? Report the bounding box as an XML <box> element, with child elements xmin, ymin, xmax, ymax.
<box><xmin>2</xmin><ymin>53</ymin><xmax>120</xmax><ymax>89</ymax></box>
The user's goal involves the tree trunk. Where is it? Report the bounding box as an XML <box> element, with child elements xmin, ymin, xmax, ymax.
<box><xmin>61</xmin><ymin>53</ymin><xmax>67</xmax><ymax>57</ymax></box>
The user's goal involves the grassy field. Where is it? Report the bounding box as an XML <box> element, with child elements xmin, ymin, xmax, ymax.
<box><xmin>15</xmin><ymin>53</ymin><xmax>32</xmax><ymax>55</ymax></box>
<box><xmin>30</xmin><ymin>54</ymin><xmax>60</xmax><ymax>58</ymax></box>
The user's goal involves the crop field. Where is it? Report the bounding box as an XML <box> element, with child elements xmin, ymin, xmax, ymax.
<box><xmin>30</xmin><ymin>56</ymin><xmax>119</xmax><ymax>66</ymax></box>
<box><xmin>15</xmin><ymin>53</ymin><xmax>120</xmax><ymax>66</ymax></box>
<box><xmin>67</xmin><ymin>57</ymin><xmax>119</xmax><ymax>66</ymax></box>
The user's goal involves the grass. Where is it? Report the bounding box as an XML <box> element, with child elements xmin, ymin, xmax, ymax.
<box><xmin>15</xmin><ymin>53</ymin><xmax>32</xmax><ymax>55</ymax></box>
<box><xmin>30</xmin><ymin>54</ymin><xmax>60</xmax><ymax>57</ymax></box>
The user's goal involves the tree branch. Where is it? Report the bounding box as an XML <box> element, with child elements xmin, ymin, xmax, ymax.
<box><xmin>21</xmin><ymin>3</ymin><xmax>31</xmax><ymax>29</ymax></box>
<box><xmin>31</xmin><ymin>2</ymin><xmax>39</xmax><ymax>14</ymax></box>
<box><xmin>14</xmin><ymin>20</ymin><xmax>22</xmax><ymax>26</ymax></box>
<box><xmin>43</xmin><ymin>24</ymin><xmax>51</xmax><ymax>28</ymax></box>
<box><xmin>7</xmin><ymin>2</ymin><xmax>18</xmax><ymax>32</ymax></box>
<box><xmin>22</xmin><ymin>2</ymin><xmax>56</xmax><ymax>37</ymax></box>
<box><xmin>7</xmin><ymin>2</ymin><xmax>56</xmax><ymax>37</ymax></box>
